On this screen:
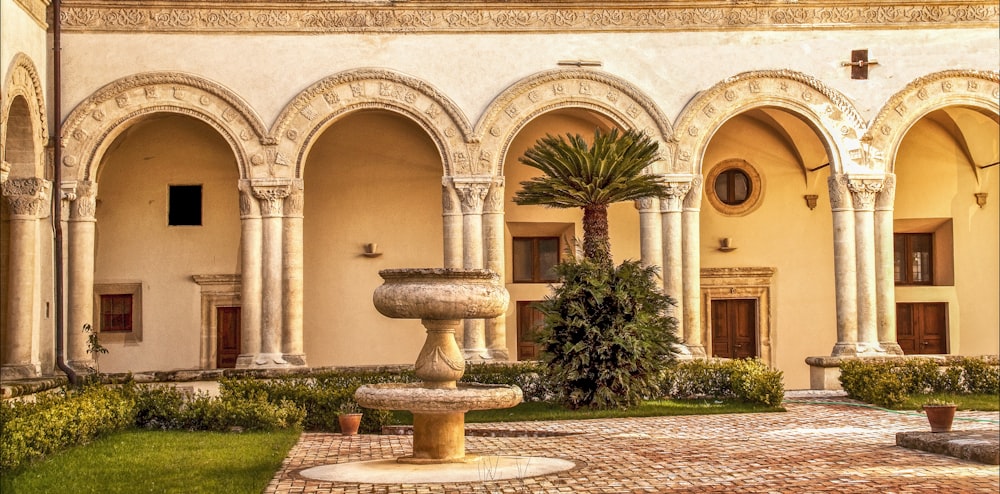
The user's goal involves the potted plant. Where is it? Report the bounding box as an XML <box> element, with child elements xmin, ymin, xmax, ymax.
<box><xmin>337</xmin><ymin>401</ymin><xmax>363</xmax><ymax>436</ymax></box>
<box><xmin>922</xmin><ymin>398</ymin><xmax>957</xmax><ymax>433</ymax></box>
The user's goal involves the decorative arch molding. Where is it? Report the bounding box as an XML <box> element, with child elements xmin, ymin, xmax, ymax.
<box><xmin>673</xmin><ymin>70</ymin><xmax>868</xmax><ymax>175</ymax></box>
<box><xmin>866</xmin><ymin>70</ymin><xmax>1000</xmax><ymax>174</ymax></box>
<box><xmin>60</xmin><ymin>72</ymin><xmax>268</xmax><ymax>182</ymax></box>
<box><xmin>476</xmin><ymin>69</ymin><xmax>675</xmax><ymax>176</ymax></box>
<box><xmin>273</xmin><ymin>68</ymin><xmax>472</xmax><ymax>178</ymax></box>
<box><xmin>2</xmin><ymin>53</ymin><xmax>49</xmax><ymax>179</ymax></box>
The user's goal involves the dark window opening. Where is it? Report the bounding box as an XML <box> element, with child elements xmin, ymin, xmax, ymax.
<box><xmin>714</xmin><ymin>168</ymin><xmax>751</xmax><ymax>206</ymax></box>
<box><xmin>100</xmin><ymin>294</ymin><xmax>133</xmax><ymax>332</ymax></box>
<box><xmin>894</xmin><ymin>233</ymin><xmax>933</xmax><ymax>285</ymax></box>
<box><xmin>169</xmin><ymin>185</ymin><xmax>202</xmax><ymax>226</ymax></box>
<box><xmin>512</xmin><ymin>237</ymin><xmax>560</xmax><ymax>283</ymax></box>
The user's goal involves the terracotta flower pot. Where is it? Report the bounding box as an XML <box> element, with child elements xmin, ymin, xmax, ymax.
<box><xmin>338</xmin><ymin>413</ymin><xmax>363</xmax><ymax>435</ymax></box>
<box><xmin>922</xmin><ymin>404</ymin><xmax>957</xmax><ymax>433</ymax></box>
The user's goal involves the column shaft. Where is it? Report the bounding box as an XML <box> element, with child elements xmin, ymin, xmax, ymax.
<box><xmin>282</xmin><ymin>181</ymin><xmax>306</xmax><ymax>365</ymax></box>
<box><xmin>875</xmin><ymin>175</ymin><xmax>902</xmax><ymax>354</ymax></box>
<box><xmin>66</xmin><ymin>183</ymin><xmax>97</xmax><ymax>368</ymax></box>
<box><xmin>453</xmin><ymin>178</ymin><xmax>490</xmax><ymax>360</ymax></box>
<box><xmin>828</xmin><ymin>176</ymin><xmax>858</xmax><ymax>355</ymax></box>
<box><xmin>483</xmin><ymin>179</ymin><xmax>508</xmax><ymax>360</ymax></box>
<box><xmin>238</xmin><ymin>181</ymin><xmax>263</xmax><ymax>362</ymax></box>
<box><xmin>637</xmin><ymin>197</ymin><xmax>662</xmax><ymax>268</ymax></box>
<box><xmin>849</xmin><ymin>177</ymin><xmax>885</xmax><ymax>354</ymax></box>
<box><xmin>660</xmin><ymin>179</ymin><xmax>691</xmax><ymax>352</ymax></box>
<box><xmin>681</xmin><ymin>177</ymin><xmax>705</xmax><ymax>356</ymax></box>
<box><xmin>250</xmin><ymin>181</ymin><xmax>292</xmax><ymax>367</ymax></box>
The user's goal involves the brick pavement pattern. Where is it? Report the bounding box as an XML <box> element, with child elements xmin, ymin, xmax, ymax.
<box><xmin>267</xmin><ymin>402</ymin><xmax>1000</xmax><ymax>493</ymax></box>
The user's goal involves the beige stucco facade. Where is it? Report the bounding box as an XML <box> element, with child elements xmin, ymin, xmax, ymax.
<box><xmin>2</xmin><ymin>0</ymin><xmax>998</xmax><ymax>389</ymax></box>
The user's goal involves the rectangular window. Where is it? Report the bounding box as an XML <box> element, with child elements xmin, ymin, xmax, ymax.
<box><xmin>168</xmin><ymin>185</ymin><xmax>202</xmax><ymax>226</ymax></box>
<box><xmin>894</xmin><ymin>233</ymin><xmax>933</xmax><ymax>285</ymax></box>
<box><xmin>100</xmin><ymin>294</ymin><xmax>133</xmax><ymax>332</ymax></box>
<box><xmin>512</xmin><ymin>237</ymin><xmax>560</xmax><ymax>283</ymax></box>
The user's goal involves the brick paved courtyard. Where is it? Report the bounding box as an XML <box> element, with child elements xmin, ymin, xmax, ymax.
<box><xmin>267</xmin><ymin>401</ymin><xmax>1000</xmax><ymax>493</ymax></box>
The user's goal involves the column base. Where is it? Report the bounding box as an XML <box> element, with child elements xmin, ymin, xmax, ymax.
<box><xmin>880</xmin><ymin>342</ymin><xmax>905</xmax><ymax>355</ymax></box>
<box><xmin>831</xmin><ymin>343</ymin><xmax>858</xmax><ymax>356</ymax></box>
<box><xmin>462</xmin><ymin>348</ymin><xmax>491</xmax><ymax>361</ymax></box>
<box><xmin>235</xmin><ymin>352</ymin><xmax>305</xmax><ymax>368</ymax></box>
<box><xmin>488</xmin><ymin>348</ymin><xmax>510</xmax><ymax>361</ymax></box>
<box><xmin>0</xmin><ymin>363</ymin><xmax>42</xmax><ymax>380</ymax></box>
<box><xmin>683</xmin><ymin>344</ymin><xmax>707</xmax><ymax>358</ymax></box>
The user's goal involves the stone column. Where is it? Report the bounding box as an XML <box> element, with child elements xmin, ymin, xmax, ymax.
<box><xmin>250</xmin><ymin>180</ymin><xmax>291</xmax><ymax>367</ymax></box>
<box><xmin>0</xmin><ymin>178</ymin><xmax>49</xmax><ymax>379</ymax></box>
<box><xmin>65</xmin><ymin>181</ymin><xmax>97</xmax><ymax>370</ymax></box>
<box><xmin>828</xmin><ymin>175</ymin><xmax>859</xmax><ymax>356</ymax></box>
<box><xmin>441</xmin><ymin>180</ymin><xmax>463</xmax><ymax>269</ymax></box>
<box><xmin>874</xmin><ymin>174</ymin><xmax>903</xmax><ymax>354</ymax></box>
<box><xmin>636</xmin><ymin>197</ymin><xmax>662</xmax><ymax>268</ymax></box>
<box><xmin>282</xmin><ymin>179</ymin><xmax>306</xmax><ymax>366</ymax></box>
<box><xmin>236</xmin><ymin>180</ymin><xmax>263</xmax><ymax>367</ymax></box>
<box><xmin>483</xmin><ymin>178</ymin><xmax>508</xmax><ymax>360</ymax></box>
<box><xmin>848</xmin><ymin>175</ymin><xmax>885</xmax><ymax>354</ymax></box>
<box><xmin>660</xmin><ymin>177</ymin><xmax>691</xmax><ymax>352</ymax></box>
<box><xmin>452</xmin><ymin>177</ymin><xmax>490</xmax><ymax>360</ymax></box>
<box><xmin>681</xmin><ymin>177</ymin><xmax>706</xmax><ymax>357</ymax></box>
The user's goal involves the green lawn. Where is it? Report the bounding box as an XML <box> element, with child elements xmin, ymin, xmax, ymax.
<box><xmin>0</xmin><ymin>429</ymin><xmax>300</xmax><ymax>494</ymax></box>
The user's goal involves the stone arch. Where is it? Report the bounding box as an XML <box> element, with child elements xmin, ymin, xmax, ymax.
<box><xmin>867</xmin><ymin>70</ymin><xmax>1000</xmax><ymax>174</ymax></box>
<box><xmin>273</xmin><ymin>68</ymin><xmax>472</xmax><ymax>178</ymax></box>
<box><xmin>1</xmin><ymin>53</ymin><xmax>48</xmax><ymax>179</ymax></box>
<box><xmin>673</xmin><ymin>70</ymin><xmax>868</xmax><ymax>176</ymax></box>
<box><xmin>476</xmin><ymin>68</ymin><xmax>675</xmax><ymax>176</ymax></box>
<box><xmin>61</xmin><ymin>72</ymin><xmax>268</xmax><ymax>182</ymax></box>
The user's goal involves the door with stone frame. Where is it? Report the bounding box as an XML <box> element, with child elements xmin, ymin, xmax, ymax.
<box><xmin>711</xmin><ymin>298</ymin><xmax>758</xmax><ymax>359</ymax></box>
<box><xmin>216</xmin><ymin>306</ymin><xmax>241</xmax><ymax>368</ymax></box>
<box><xmin>517</xmin><ymin>301</ymin><xmax>544</xmax><ymax>361</ymax></box>
<box><xmin>896</xmin><ymin>302</ymin><xmax>947</xmax><ymax>354</ymax></box>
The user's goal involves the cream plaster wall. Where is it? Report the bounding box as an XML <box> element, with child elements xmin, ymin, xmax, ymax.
<box><xmin>1</xmin><ymin>0</ymin><xmax>48</xmax><ymax>89</ymax></box>
<box><xmin>93</xmin><ymin>115</ymin><xmax>241</xmax><ymax>373</ymax></box>
<box><xmin>701</xmin><ymin>112</ymin><xmax>836</xmax><ymax>389</ymax></box>
<box><xmin>58</xmin><ymin>29</ymin><xmax>999</xmax><ymax>130</ymax></box>
<box><xmin>302</xmin><ymin>110</ymin><xmax>442</xmax><ymax>367</ymax></box>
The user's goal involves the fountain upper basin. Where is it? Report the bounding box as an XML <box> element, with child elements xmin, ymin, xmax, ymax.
<box><xmin>372</xmin><ymin>268</ymin><xmax>508</xmax><ymax>320</ymax></box>
<box><xmin>355</xmin><ymin>383</ymin><xmax>523</xmax><ymax>413</ymax></box>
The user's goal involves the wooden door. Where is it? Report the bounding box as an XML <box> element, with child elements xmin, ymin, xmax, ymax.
<box><xmin>216</xmin><ymin>306</ymin><xmax>241</xmax><ymax>368</ymax></box>
<box><xmin>711</xmin><ymin>299</ymin><xmax>757</xmax><ymax>359</ymax></box>
<box><xmin>896</xmin><ymin>302</ymin><xmax>947</xmax><ymax>354</ymax></box>
<box><xmin>517</xmin><ymin>301</ymin><xmax>544</xmax><ymax>361</ymax></box>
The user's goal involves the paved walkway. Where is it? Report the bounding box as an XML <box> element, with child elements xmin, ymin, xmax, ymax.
<box><xmin>267</xmin><ymin>400</ymin><xmax>1000</xmax><ymax>493</ymax></box>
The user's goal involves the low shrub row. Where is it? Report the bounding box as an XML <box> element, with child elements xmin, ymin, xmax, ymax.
<box><xmin>839</xmin><ymin>356</ymin><xmax>1000</xmax><ymax>408</ymax></box>
<box><xmin>659</xmin><ymin>358</ymin><xmax>785</xmax><ymax>407</ymax></box>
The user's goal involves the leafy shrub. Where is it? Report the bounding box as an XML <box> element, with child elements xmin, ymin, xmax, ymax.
<box><xmin>181</xmin><ymin>391</ymin><xmax>304</xmax><ymax>432</ymax></box>
<box><xmin>462</xmin><ymin>362</ymin><xmax>558</xmax><ymax>402</ymax></box>
<box><xmin>659</xmin><ymin>358</ymin><xmax>784</xmax><ymax>407</ymax></box>
<box><xmin>535</xmin><ymin>259</ymin><xmax>680</xmax><ymax>409</ymax></box>
<box><xmin>125</xmin><ymin>383</ymin><xmax>187</xmax><ymax>430</ymax></box>
<box><xmin>956</xmin><ymin>357</ymin><xmax>1000</xmax><ymax>394</ymax></box>
<box><xmin>838</xmin><ymin>359</ymin><xmax>909</xmax><ymax>407</ymax></box>
<box><xmin>838</xmin><ymin>357</ymin><xmax>1000</xmax><ymax>407</ymax></box>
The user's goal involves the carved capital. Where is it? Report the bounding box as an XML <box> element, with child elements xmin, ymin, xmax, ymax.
<box><xmin>847</xmin><ymin>175</ymin><xmax>885</xmax><ymax>212</ymax></box>
<box><xmin>451</xmin><ymin>177</ymin><xmax>492</xmax><ymax>214</ymax></box>
<box><xmin>683</xmin><ymin>176</ymin><xmax>704</xmax><ymax>211</ymax></box>
<box><xmin>251</xmin><ymin>179</ymin><xmax>293</xmax><ymax>217</ymax></box>
<box><xmin>64</xmin><ymin>181</ymin><xmax>98</xmax><ymax>220</ymax></box>
<box><xmin>875</xmin><ymin>173</ymin><xmax>896</xmax><ymax>211</ymax></box>
<box><xmin>2</xmin><ymin>178</ymin><xmax>50</xmax><ymax>217</ymax></box>
<box><xmin>827</xmin><ymin>175</ymin><xmax>852</xmax><ymax>212</ymax></box>
<box><xmin>483</xmin><ymin>178</ymin><xmax>505</xmax><ymax>214</ymax></box>
<box><xmin>634</xmin><ymin>196</ymin><xmax>656</xmax><ymax>212</ymax></box>
<box><xmin>284</xmin><ymin>180</ymin><xmax>305</xmax><ymax>217</ymax></box>
<box><xmin>237</xmin><ymin>180</ymin><xmax>260</xmax><ymax>218</ymax></box>
<box><xmin>659</xmin><ymin>176</ymin><xmax>693</xmax><ymax>213</ymax></box>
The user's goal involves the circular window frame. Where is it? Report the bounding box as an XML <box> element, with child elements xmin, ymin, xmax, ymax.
<box><xmin>705</xmin><ymin>159</ymin><xmax>763</xmax><ymax>216</ymax></box>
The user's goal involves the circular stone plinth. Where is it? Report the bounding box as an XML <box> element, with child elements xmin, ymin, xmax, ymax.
<box><xmin>355</xmin><ymin>383</ymin><xmax>523</xmax><ymax>412</ymax></box>
<box><xmin>299</xmin><ymin>456</ymin><xmax>577</xmax><ymax>484</ymax></box>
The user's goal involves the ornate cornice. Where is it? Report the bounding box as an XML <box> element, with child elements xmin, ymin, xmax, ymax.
<box><xmin>58</xmin><ymin>1</ymin><xmax>999</xmax><ymax>34</ymax></box>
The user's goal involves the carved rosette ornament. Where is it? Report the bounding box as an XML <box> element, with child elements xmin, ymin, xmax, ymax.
<box><xmin>847</xmin><ymin>177</ymin><xmax>885</xmax><ymax>212</ymax></box>
<box><xmin>659</xmin><ymin>179</ymin><xmax>692</xmax><ymax>213</ymax></box>
<box><xmin>1</xmin><ymin>178</ymin><xmax>50</xmax><ymax>218</ymax></box>
<box><xmin>452</xmin><ymin>178</ymin><xmax>491</xmax><ymax>215</ymax></box>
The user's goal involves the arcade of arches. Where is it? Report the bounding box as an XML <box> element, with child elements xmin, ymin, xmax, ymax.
<box><xmin>2</xmin><ymin>0</ymin><xmax>998</xmax><ymax>389</ymax></box>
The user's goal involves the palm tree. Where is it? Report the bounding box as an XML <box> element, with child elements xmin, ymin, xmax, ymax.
<box><xmin>513</xmin><ymin>128</ymin><xmax>667</xmax><ymax>265</ymax></box>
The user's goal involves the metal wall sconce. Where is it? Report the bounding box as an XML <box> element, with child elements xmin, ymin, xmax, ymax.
<box><xmin>804</xmin><ymin>194</ymin><xmax>818</xmax><ymax>210</ymax></box>
<box><xmin>718</xmin><ymin>237</ymin><xmax>737</xmax><ymax>252</ymax></box>
<box><xmin>975</xmin><ymin>192</ymin><xmax>988</xmax><ymax>208</ymax></box>
<box><xmin>362</xmin><ymin>243</ymin><xmax>382</xmax><ymax>258</ymax></box>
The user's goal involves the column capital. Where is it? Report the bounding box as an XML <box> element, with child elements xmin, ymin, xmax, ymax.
<box><xmin>284</xmin><ymin>179</ymin><xmax>305</xmax><ymax>217</ymax></box>
<box><xmin>483</xmin><ymin>177</ymin><xmax>505</xmax><ymax>215</ymax></box>
<box><xmin>450</xmin><ymin>176</ymin><xmax>492</xmax><ymax>214</ymax></box>
<box><xmin>658</xmin><ymin>174</ymin><xmax>693</xmax><ymax>213</ymax></box>
<box><xmin>250</xmin><ymin>178</ymin><xmax>293</xmax><ymax>217</ymax></box>
<box><xmin>682</xmin><ymin>176</ymin><xmax>704</xmax><ymax>211</ymax></box>
<box><xmin>827</xmin><ymin>174</ymin><xmax>852</xmax><ymax>212</ymax></box>
<box><xmin>62</xmin><ymin>180</ymin><xmax>97</xmax><ymax>221</ymax></box>
<box><xmin>2</xmin><ymin>177</ymin><xmax>50</xmax><ymax>218</ymax></box>
<box><xmin>846</xmin><ymin>174</ymin><xmax>885</xmax><ymax>212</ymax></box>
<box><xmin>874</xmin><ymin>173</ymin><xmax>896</xmax><ymax>211</ymax></box>
<box><xmin>634</xmin><ymin>196</ymin><xmax>658</xmax><ymax>212</ymax></box>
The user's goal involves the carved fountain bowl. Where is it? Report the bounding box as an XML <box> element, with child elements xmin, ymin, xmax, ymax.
<box><xmin>355</xmin><ymin>382</ymin><xmax>523</xmax><ymax>413</ymax></box>
<box><xmin>373</xmin><ymin>268</ymin><xmax>509</xmax><ymax>321</ymax></box>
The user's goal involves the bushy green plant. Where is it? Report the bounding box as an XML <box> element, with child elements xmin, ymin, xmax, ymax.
<box><xmin>838</xmin><ymin>357</ymin><xmax>999</xmax><ymax>408</ymax></box>
<box><xmin>535</xmin><ymin>259</ymin><xmax>680</xmax><ymax>409</ymax></box>
<box><xmin>956</xmin><ymin>357</ymin><xmax>1000</xmax><ymax>394</ymax></box>
<box><xmin>838</xmin><ymin>359</ymin><xmax>909</xmax><ymax>407</ymax></box>
<box><xmin>462</xmin><ymin>362</ymin><xmax>558</xmax><ymax>402</ymax></box>
<box><xmin>727</xmin><ymin>358</ymin><xmax>784</xmax><ymax>407</ymax></box>
<box><xmin>181</xmin><ymin>391</ymin><xmax>304</xmax><ymax>432</ymax></box>
<box><xmin>659</xmin><ymin>358</ymin><xmax>784</xmax><ymax>406</ymax></box>
<box><xmin>124</xmin><ymin>383</ymin><xmax>188</xmax><ymax>430</ymax></box>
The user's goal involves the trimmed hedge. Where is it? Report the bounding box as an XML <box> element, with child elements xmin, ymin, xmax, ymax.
<box><xmin>839</xmin><ymin>356</ymin><xmax>1000</xmax><ymax>408</ymax></box>
<box><xmin>659</xmin><ymin>358</ymin><xmax>785</xmax><ymax>407</ymax></box>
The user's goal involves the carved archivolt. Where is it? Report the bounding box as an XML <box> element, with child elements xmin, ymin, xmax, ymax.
<box><xmin>272</xmin><ymin>68</ymin><xmax>471</xmax><ymax>178</ymax></box>
<box><xmin>2</xmin><ymin>53</ymin><xmax>49</xmax><ymax>176</ymax></box>
<box><xmin>60</xmin><ymin>71</ymin><xmax>268</xmax><ymax>182</ymax></box>
<box><xmin>477</xmin><ymin>68</ymin><xmax>674</xmax><ymax>176</ymax></box>
<box><xmin>673</xmin><ymin>69</ymin><xmax>867</xmax><ymax>175</ymax></box>
<box><xmin>866</xmin><ymin>70</ymin><xmax>1000</xmax><ymax>173</ymax></box>
<box><xmin>58</xmin><ymin>1</ymin><xmax>1000</xmax><ymax>34</ymax></box>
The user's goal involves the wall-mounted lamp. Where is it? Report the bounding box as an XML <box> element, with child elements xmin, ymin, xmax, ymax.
<box><xmin>362</xmin><ymin>243</ymin><xmax>382</xmax><ymax>258</ymax></box>
<box><xmin>804</xmin><ymin>194</ymin><xmax>819</xmax><ymax>210</ymax></box>
<box><xmin>718</xmin><ymin>237</ymin><xmax>737</xmax><ymax>252</ymax></box>
<box><xmin>975</xmin><ymin>192</ymin><xmax>988</xmax><ymax>208</ymax></box>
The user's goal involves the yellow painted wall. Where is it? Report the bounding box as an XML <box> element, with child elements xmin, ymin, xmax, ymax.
<box><xmin>94</xmin><ymin>115</ymin><xmax>241</xmax><ymax>372</ymax></box>
<box><xmin>302</xmin><ymin>110</ymin><xmax>442</xmax><ymax>366</ymax></box>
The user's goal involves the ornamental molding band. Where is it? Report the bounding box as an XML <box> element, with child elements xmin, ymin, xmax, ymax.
<box><xmin>673</xmin><ymin>69</ymin><xmax>866</xmax><ymax>175</ymax></box>
<box><xmin>479</xmin><ymin>68</ymin><xmax>674</xmax><ymax>176</ymax></box>
<box><xmin>273</xmin><ymin>68</ymin><xmax>471</xmax><ymax>178</ymax></box>
<box><xmin>14</xmin><ymin>0</ymin><xmax>49</xmax><ymax>29</ymax></box>
<box><xmin>866</xmin><ymin>69</ymin><xmax>1000</xmax><ymax>173</ymax></box>
<box><xmin>57</xmin><ymin>1</ymin><xmax>1000</xmax><ymax>33</ymax></box>
<box><xmin>60</xmin><ymin>72</ymin><xmax>268</xmax><ymax>182</ymax></box>
<box><xmin>3</xmin><ymin>54</ymin><xmax>49</xmax><ymax>154</ymax></box>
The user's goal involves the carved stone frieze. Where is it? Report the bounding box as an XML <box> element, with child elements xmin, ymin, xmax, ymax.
<box><xmin>58</xmin><ymin>1</ymin><xmax>999</xmax><ymax>33</ymax></box>
<box><xmin>2</xmin><ymin>177</ymin><xmax>50</xmax><ymax>217</ymax></box>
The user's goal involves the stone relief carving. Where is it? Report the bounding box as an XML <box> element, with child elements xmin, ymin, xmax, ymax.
<box><xmin>452</xmin><ymin>179</ymin><xmax>491</xmax><ymax>214</ymax></box>
<box><xmin>846</xmin><ymin>177</ymin><xmax>884</xmax><ymax>211</ymax></box>
<box><xmin>483</xmin><ymin>178</ymin><xmax>505</xmax><ymax>214</ymax></box>
<box><xmin>284</xmin><ymin>180</ymin><xmax>305</xmax><ymax>217</ymax></box>
<box><xmin>827</xmin><ymin>175</ymin><xmax>851</xmax><ymax>212</ymax></box>
<box><xmin>875</xmin><ymin>173</ymin><xmax>896</xmax><ymax>211</ymax></box>
<box><xmin>68</xmin><ymin>182</ymin><xmax>98</xmax><ymax>220</ymax></box>
<box><xmin>1</xmin><ymin>178</ymin><xmax>50</xmax><ymax>217</ymax></box>
<box><xmin>59</xmin><ymin>2</ymin><xmax>999</xmax><ymax>33</ymax></box>
<box><xmin>251</xmin><ymin>182</ymin><xmax>292</xmax><ymax>217</ymax></box>
<box><xmin>683</xmin><ymin>176</ymin><xmax>704</xmax><ymax>211</ymax></box>
<box><xmin>659</xmin><ymin>179</ymin><xmax>692</xmax><ymax>213</ymax></box>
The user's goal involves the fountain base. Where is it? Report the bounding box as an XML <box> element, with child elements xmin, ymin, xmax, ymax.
<box><xmin>299</xmin><ymin>456</ymin><xmax>578</xmax><ymax>484</ymax></box>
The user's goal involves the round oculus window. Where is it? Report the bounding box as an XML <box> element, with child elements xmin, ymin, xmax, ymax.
<box><xmin>705</xmin><ymin>160</ymin><xmax>763</xmax><ymax>216</ymax></box>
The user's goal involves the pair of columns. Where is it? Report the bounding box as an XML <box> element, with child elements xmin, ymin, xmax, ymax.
<box><xmin>0</xmin><ymin>176</ymin><xmax>51</xmax><ymax>379</ymax></box>
<box><xmin>442</xmin><ymin>176</ymin><xmax>508</xmax><ymax>361</ymax></box>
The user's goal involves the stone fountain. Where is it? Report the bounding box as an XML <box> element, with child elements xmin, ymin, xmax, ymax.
<box><xmin>355</xmin><ymin>268</ymin><xmax>522</xmax><ymax>463</ymax></box>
